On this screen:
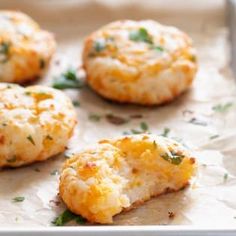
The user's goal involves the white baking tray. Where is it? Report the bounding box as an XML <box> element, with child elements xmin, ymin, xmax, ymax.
<box><xmin>1</xmin><ymin>226</ymin><xmax>236</xmax><ymax>236</ymax></box>
<box><xmin>1</xmin><ymin>0</ymin><xmax>236</xmax><ymax>235</ymax></box>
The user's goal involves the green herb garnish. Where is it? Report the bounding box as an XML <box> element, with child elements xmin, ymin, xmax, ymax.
<box><xmin>51</xmin><ymin>170</ymin><xmax>59</xmax><ymax>176</ymax></box>
<box><xmin>161</xmin><ymin>151</ymin><xmax>184</xmax><ymax>165</ymax></box>
<box><xmin>149</xmin><ymin>45</ymin><xmax>164</xmax><ymax>51</ymax></box>
<box><xmin>52</xmin><ymin>209</ymin><xmax>86</xmax><ymax>226</ymax></box>
<box><xmin>209</xmin><ymin>134</ymin><xmax>219</xmax><ymax>140</ymax></box>
<box><xmin>161</xmin><ymin>127</ymin><xmax>170</xmax><ymax>137</ymax></box>
<box><xmin>27</xmin><ymin>135</ymin><xmax>35</xmax><ymax>145</ymax></box>
<box><xmin>153</xmin><ymin>140</ymin><xmax>157</xmax><ymax>148</ymax></box>
<box><xmin>212</xmin><ymin>102</ymin><xmax>233</xmax><ymax>113</ymax></box>
<box><xmin>140</xmin><ymin>121</ymin><xmax>149</xmax><ymax>131</ymax></box>
<box><xmin>190</xmin><ymin>55</ymin><xmax>196</xmax><ymax>62</ymax></box>
<box><xmin>12</xmin><ymin>196</ymin><xmax>25</xmax><ymax>202</ymax></box>
<box><xmin>124</xmin><ymin>122</ymin><xmax>150</xmax><ymax>135</ymax></box>
<box><xmin>129</xmin><ymin>27</ymin><xmax>153</xmax><ymax>44</ymax></box>
<box><xmin>24</xmin><ymin>91</ymin><xmax>31</xmax><ymax>96</ymax></box>
<box><xmin>105</xmin><ymin>114</ymin><xmax>128</xmax><ymax>125</ymax></box>
<box><xmin>88</xmin><ymin>113</ymin><xmax>101</xmax><ymax>122</ymax></box>
<box><xmin>0</xmin><ymin>42</ymin><xmax>11</xmax><ymax>63</ymax></box>
<box><xmin>94</xmin><ymin>39</ymin><xmax>106</xmax><ymax>52</ymax></box>
<box><xmin>188</xmin><ymin>118</ymin><xmax>207</xmax><ymax>126</ymax></box>
<box><xmin>130</xmin><ymin>129</ymin><xmax>143</xmax><ymax>134</ymax></box>
<box><xmin>72</xmin><ymin>101</ymin><xmax>80</xmax><ymax>107</ymax></box>
<box><xmin>122</xmin><ymin>131</ymin><xmax>130</xmax><ymax>135</ymax></box>
<box><xmin>154</xmin><ymin>46</ymin><xmax>164</xmax><ymax>51</ymax></box>
<box><xmin>52</xmin><ymin>69</ymin><xmax>84</xmax><ymax>90</ymax></box>
<box><xmin>224</xmin><ymin>173</ymin><xmax>228</xmax><ymax>182</ymax></box>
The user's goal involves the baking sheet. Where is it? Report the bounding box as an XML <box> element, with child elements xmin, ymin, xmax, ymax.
<box><xmin>1</xmin><ymin>0</ymin><xmax>236</xmax><ymax>229</ymax></box>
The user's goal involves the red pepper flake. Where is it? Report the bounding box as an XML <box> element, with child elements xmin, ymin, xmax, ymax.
<box><xmin>85</xmin><ymin>162</ymin><xmax>97</xmax><ymax>168</ymax></box>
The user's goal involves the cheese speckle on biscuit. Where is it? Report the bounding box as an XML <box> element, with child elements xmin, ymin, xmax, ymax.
<box><xmin>0</xmin><ymin>11</ymin><xmax>56</xmax><ymax>83</ymax></box>
<box><xmin>83</xmin><ymin>20</ymin><xmax>197</xmax><ymax>105</ymax></box>
<box><xmin>59</xmin><ymin>134</ymin><xmax>196</xmax><ymax>224</ymax></box>
<box><xmin>0</xmin><ymin>83</ymin><xmax>76</xmax><ymax>167</ymax></box>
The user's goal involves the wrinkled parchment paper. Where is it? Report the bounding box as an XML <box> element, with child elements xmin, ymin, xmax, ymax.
<box><xmin>1</xmin><ymin>0</ymin><xmax>236</xmax><ymax>228</ymax></box>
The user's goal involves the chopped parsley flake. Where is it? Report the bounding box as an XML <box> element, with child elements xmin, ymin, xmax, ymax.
<box><xmin>188</xmin><ymin>118</ymin><xmax>207</xmax><ymax>126</ymax></box>
<box><xmin>130</xmin><ymin>129</ymin><xmax>143</xmax><ymax>134</ymax></box>
<box><xmin>161</xmin><ymin>151</ymin><xmax>184</xmax><ymax>165</ymax></box>
<box><xmin>209</xmin><ymin>134</ymin><xmax>219</xmax><ymax>140</ymax></box>
<box><xmin>24</xmin><ymin>91</ymin><xmax>31</xmax><ymax>96</ymax></box>
<box><xmin>105</xmin><ymin>114</ymin><xmax>128</xmax><ymax>125</ymax></box>
<box><xmin>161</xmin><ymin>127</ymin><xmax>170</xmax><ymax>137</ymax></box>
<box><xmin>149</xmin><ymin>44</ymin><xmax>164</xmax><ymax>51</ymax></box>
<box><xmin>224</xmin><ymin>173</ymin><xmax>228</xmax><ymax>182</ymax></box>
<box><xmin>153</xmin><ymin>140</ymin><xmax>157</xmax><ymax>148</ymax></box>
<box><xmin>72</xmin><ymin>101</ymin><xmax>80</xmax><ymax>107</ymax></box>
<box><xmin>124</xmin><ymin>122</ymin><xmax>150</xmax><ymax>135</ymax></box>
<box><xmin>212</xmin><ymin>102</ymin><xmax>233</xmax><ymax>113</ymax></box>
<box><xmin>154</xmin><ymin>46</ymin><xmax>164</xmax><ymax>51</ymax></box>
<box><xmin>88</xmin><ymin>113</ymin><xmax>101</xmax><ymax>122</ymax></box>
<box><xmin>140</xmin><ymin>122</ymin><xmax>149</xmax><ymax>131</ymax></box>
<box><xmin>51</xmin><ymin>170</ymin><xmax>59</xmax><ymax>176</ymax></box>
<box><xmin>12</xmin><ymin>196</ymin><xmax>25</xmax><ymax>202</ymax></box>
<box><xmin>190</xmin><ymin>55</ymin><xmax>197</xmax><ymax>62</ymax></box>
<box><xmin>94</xmin><ymin>39</ymin><xmax>106</xmax><ymax>52</ymax></box>
<box><xmin>52</xmin><ymin>209</ymin><xmax>86</xmax><ymax>226</ymax></box>
<box><xmin>0</xmin><ymin>41</ymin><xmax>11</xmax><ymax>63</ymax></box>
<box><xmin>27</xmin><ymin>135</ymin><xmax>35</xmax><ymax>145</ymax></box>
<box><xmin>129</xmin><ymin>27</ymin><xmax>153</xmax><ymax>44</ymax></box>
<box><xmin>52</xmin><ymin>69</ymin><xmax>84</xmax><ymax>90</ymax></box>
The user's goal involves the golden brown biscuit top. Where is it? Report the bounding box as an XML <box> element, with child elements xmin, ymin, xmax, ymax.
<box><xmin>84</xmin><ymin>20</ymin><xmax>196</xmax><ymax>70</ymax></box>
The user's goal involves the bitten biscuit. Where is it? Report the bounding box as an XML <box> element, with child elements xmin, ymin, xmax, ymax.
<box><xmin>0</xmin><ymin>83</ymin><xmax>76</xmax><ymax>167</ymax></box>
<box><xmin>59</xmin><ymin>134</ymin><xmax>196</xmax><ymax>224</ymax></box>
<box><xmin>0</xmin><ymin>11</ymin><xmax>56</xmax><ymax>83</ymax></box>
<box><xmin>83</xmin><ymin>20</ymin><xmax>197</xmax><ymax>105</ymax></box>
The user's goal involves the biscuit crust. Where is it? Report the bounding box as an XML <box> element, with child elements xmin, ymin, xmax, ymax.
<box><xmin>59</xmin><ymin>134</ymin><xmax>196</xmax><ymax>224</ymax></box>
<box><xmin>83</xmin><ymin>20</ymin><xmax>197</xmax><ymax>105</ymax></box>
<box><xmin>0</xmin><ymin>11</ymin><xmax>56</xmax><ymax>83</ymax></box>
<box><xmin>0</xmin><ymin>83</ymin><xmax>76</xmax><ymax>167</ymax></box>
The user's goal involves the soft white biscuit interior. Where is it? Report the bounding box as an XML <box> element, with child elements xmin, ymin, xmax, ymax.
<box><xmin>60</xmin><ymin>134</ymin><xmax>196</xmax><ymax>223</ymax></box>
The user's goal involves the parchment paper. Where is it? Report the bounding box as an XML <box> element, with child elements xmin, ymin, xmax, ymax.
<box><xmin>1</xmin><ymin>0</ymin><xmax>236</xmax><ymax>228</ymax></box>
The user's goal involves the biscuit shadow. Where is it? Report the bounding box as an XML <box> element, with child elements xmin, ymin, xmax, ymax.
<box><xmin>113</xmin><ymin>188</ymin><xmax>192</xmax><ymax>225</ymax></box>
<box><xmin>78</xmin><ymin>84</ymin><xmax>193</xmax><ymax>118</ymax></box>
